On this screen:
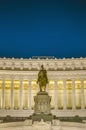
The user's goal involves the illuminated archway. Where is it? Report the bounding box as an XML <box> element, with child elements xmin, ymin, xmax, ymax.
<box><xmin>75</xmin><ymin>79</ymin><xmax>81</xmax><ymax>109</ymax></box>
<box><xmin>4</xmin><ymin>79</ymin><xmax>11</xmax><ymax>109</ymax></box>
<box><xmin>57</xmin><ymin>80</ymin><xmax>63</xmax><ymax>109</ymax></box>
<box><xmin>66</xmin><ymin>79</ymin><xmax>72</xmax><ymax>109</ymax></box>
<box><xmin>14</xmin><ymin>80</ymin><xmax>20</xmax><ymax>110</ymax></box>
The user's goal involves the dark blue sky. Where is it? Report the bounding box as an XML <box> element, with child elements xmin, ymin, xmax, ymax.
<box><xmin>0</xmin><ymin>0</ymin><xmax>86</xmax><ymax>58</ymax></box>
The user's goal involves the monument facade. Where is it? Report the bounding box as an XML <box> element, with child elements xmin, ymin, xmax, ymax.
<box><xmin>0</xmin><ymin>56</ymin><xmax>86</xmax><ymax>118</ymax></box>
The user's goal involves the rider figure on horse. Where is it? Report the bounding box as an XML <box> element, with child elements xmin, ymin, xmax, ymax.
<box><xmin>37</xmin><ymin>65</ymin><xmax>48</xmax><ymax>92</ymax></box>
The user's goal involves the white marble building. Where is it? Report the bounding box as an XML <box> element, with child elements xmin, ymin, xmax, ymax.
<box><xmin>0</xmin><ymin>56</ymin><xmax>86</xmax><ymax>117</ymax></box>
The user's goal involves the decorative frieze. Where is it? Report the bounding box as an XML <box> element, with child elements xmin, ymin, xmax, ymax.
<box><xmin>0</xmin><ymin>57</ymin><xmax>86</xmax><ymax>71</ymax></box>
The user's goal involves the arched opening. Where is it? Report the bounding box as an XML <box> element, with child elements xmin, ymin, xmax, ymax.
<box><xmin>57</xmin><ymin>80</ymin><xmax>63</xmax><ymax>109</ymax></box>
<box><xmin>66</xmin><ymin>79</ymin><xmax>72</xmax><ymax>109</ymax></box>
<box><xmin>4</xmin><ymin>79</ymin><xmax>11</xmax><ymax>109</ymax></box>
<box><xmin>14</xmin><ymin>80</ymin><xmax>20</xmax><ymax>110</ymax></box>
<box><xmin>75</xmin><ymin>79</ymin><xmax>81</xmax><ymax>109</ymax></box>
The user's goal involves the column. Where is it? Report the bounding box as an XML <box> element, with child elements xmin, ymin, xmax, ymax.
<box><xmin>63</xmin><ymin>79</ymin><xmax>67</xmax><ymax>110</ymax></box>
<box><xmin>46</xmin><ymin>84</ymin><xmax>49</xmax><ymax>93</ymax></box>
<box><xmin>72</xmin><ymin>79</ymin><xmax>76</xmax><ymax>109</ymax></box>
<box><xmin>20</xmin><ymin>80</ymin><xmax>22</xmax><ymax>110</ymax></box>
<box><xmin>81</xmin><ymin>79</ymin><xmax>85</xmax><ymax>109</ymax></box>
<box><xmin>11</xmin><ymin>79</ymin><xmax>14</xmax><ymax>109</ymax></box>
<box><xmin>54</xmin><ymin>80</ymin><xmax>58</xmax><ymax>110</ymax></box>
<box><xmin>29</xmin><ymin>80</ymin><xmax>32</xmax><ymax>110</ymax></box>
<box><xmin>2</xmin><ymin>79</ymin><xmax>5</xmax><ymax>109</ymax></box>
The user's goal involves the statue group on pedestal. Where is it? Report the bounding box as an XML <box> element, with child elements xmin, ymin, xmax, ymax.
<box><xmin>34</xmin><ymin>65</ymin><xmax>51</xmax><ymax>115</ymax></box>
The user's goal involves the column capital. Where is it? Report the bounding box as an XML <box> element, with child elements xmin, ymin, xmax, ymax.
<box><xmin>71</xmin><ymin>78</ymin><xmax>75</xmax><ymax>81</ymax></box>
<box><xmin>2</xmin><ymin>78</ymin><xmax>5</xmax><ymax>83</ymax></box>
<box><xmin>80</xmin><ymin>78</ymin><xmax>84</xmax><ymax>82</ymax></box>
<box><xmin>63</xmin><ymin>78</ymin><xmax>67</xmax><ymax>81</ymax></box>
<box><xmin>54</xmin><ymin>80</ymin><xmax>58</xmax><ymax>85</ymax></box>
<box><xmin>29</xmin><ymin>79</ymin><xmax>32</xmax><ymax>83</ymax></box>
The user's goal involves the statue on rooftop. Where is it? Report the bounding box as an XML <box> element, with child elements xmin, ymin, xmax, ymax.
<box><xmin>37</xmin><ymin>65</ymin><xmax>48</xmax><ymax>92</ymax></box>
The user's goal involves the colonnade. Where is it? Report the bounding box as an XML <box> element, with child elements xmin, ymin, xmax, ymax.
<box><xmin>0</xmin><ymin>78</ymin><xmax>86</xmax><ymax>110</ymax></box>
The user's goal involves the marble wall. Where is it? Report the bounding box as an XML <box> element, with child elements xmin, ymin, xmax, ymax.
<box><xmin>0</xmin><ymin>119</ymin><xmax>86</xmax><ymax>130</ymax></box>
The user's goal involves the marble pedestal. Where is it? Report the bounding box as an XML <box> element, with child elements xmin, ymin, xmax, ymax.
<box><xmin>32</xmin><ymin>91</ymin><xmax>53</xmax><ymax>121</ymax></box>
<box><xmin>34</xmin><ymin>92</ymin><xmax>51</xmax><ymax>114</ymax></box>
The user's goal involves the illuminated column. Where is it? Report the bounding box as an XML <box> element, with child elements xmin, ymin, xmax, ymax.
<box><xmin>63</xmin><ymin>79</ymin><xmax>67</xmax><ymax>109</ymax></box>
<box><xmin>46</xmin><ymin>82</ymin><xmax>49</xmax><ymax>93</ymax></box>
<box><xmin>2</xmin><ymin>79</ymin><xmax>5</xmax><ymax>109</ymax></box>
<box><xmin>11</xmin><ymin>79</ymin><xmax>14</xmax><ymax>109</ymax></box>
<box><xmin>22</xmin><ymin>80</ymin><xmax>29</xmax><ymax>110</ymax></box>
<box><xmin>54</xmin><ymin>80</ymin><xmax>57</xmax><ymax>110</ymax></box>
<box><xmin>29</xmin><ymin>80</ymin><xmax>32</xmax><ymax>110</ymax></box>
<box><xmin>81</xmin><ymin>79</ymin><xmax>85</xmax><ymax>109</ymax></box>
<box><xmin>72</xmin><ymin>79</ymin><xmax>76</xmax><ymax>109</ymax></box>
<box><xmin>0</xmin><ymin>80</ymin><xmax>2</xmax><ymax>109</ymax></box>
<box><xmin>63</xmin><ymin>79</ymin><xmax>67</xmax><ymax>110</ymax></box>
<box><xmin>20</xmin><ymin>80</ymin><xmax>22</xmax><ymax>110</ymax></box>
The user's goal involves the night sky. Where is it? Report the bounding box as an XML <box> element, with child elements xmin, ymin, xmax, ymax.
<box><xmin>0</xmin><ymin>0</ymin><xmax>86</xmax><ymax>58</ymax></box>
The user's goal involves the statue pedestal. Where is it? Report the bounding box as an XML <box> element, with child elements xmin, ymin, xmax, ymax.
<box><xmin>32</xmin><ymin>91</ymin><xmax>53</xmax><ymax>121</ymax></box>
<box><xmin>34</xmin><ymin>92</ymin><xmax>51</xmax><ymax>114</ymax></box>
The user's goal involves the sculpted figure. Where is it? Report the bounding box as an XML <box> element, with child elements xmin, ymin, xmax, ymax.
<box><xmin>37</xmin><ymin>65</ymin><xmax>48</xmax><ymax>92</ymax></box>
